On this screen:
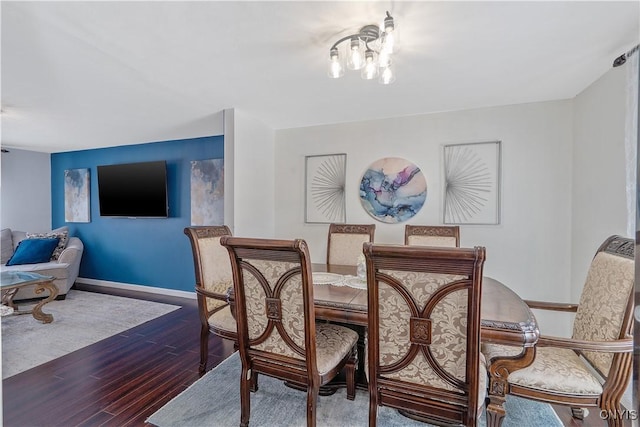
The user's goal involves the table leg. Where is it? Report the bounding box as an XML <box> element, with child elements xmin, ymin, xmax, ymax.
<box><xmin>486</xmin><ymin>395</ymin><xmax>507</xmax><ymax>427</ymax></box>
<box><xmin>2</xmin><ymin>288</ymin><xmax>19</xmax><ymax>310</ymax></box>
<box><xmin>486</xmin><ymin>346</ymin><xmax>536</xmax><ymax>427</ymax></box>
<box><xmin>30</xmin><ymin>281</ymin><xmax>58</xmax><ymax>323</ymax></box>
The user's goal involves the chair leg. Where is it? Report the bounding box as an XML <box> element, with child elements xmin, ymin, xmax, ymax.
<box><xmin>240</xmin><ymin>365</ymin><xmax>252</xmax><ymax>427</ymax></box>
<box><xmin>346</xmin><ymin>347</ymin><xmax>357</xmax><ymax>400</ymax></box>
<box><xmin>306</xmin><ymin>382</ymin><xmax>319</xmax><ymax>427</ymax></box>
<box><xmin>369</xmin><ymin>390</ymin><xmax>378</xmax><ymax>427</ymax></box>
<box><xmin>199</xmin><ymin>325</ymin><xmax>209</xmax><ymax>375</ymax></box>
<box><xmin>570</xmin><ymin>407</ymin><xmax>585</xmax><ymax>420</ymax></box>
<box><xmin>250</xmin><ymin>369</ymin><xmax>259</xmax><ymax>392</ymax></box>
<box><xmin>486</xmin><ymin>394</ymin><xmax>507</xmax><ymax>427</ymax></box>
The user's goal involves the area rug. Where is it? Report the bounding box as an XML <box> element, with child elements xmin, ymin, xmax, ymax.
<box><xmin>147</xmin><ymin>352</ymin><xmax>563</xmax><ymax>427</ymax></box>
<box><xmin>1</xmin><ymin>289</ymin><xmax>179</xmax><ymax>379</ymax></box>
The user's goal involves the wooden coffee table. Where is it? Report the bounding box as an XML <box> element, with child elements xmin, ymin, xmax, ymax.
<box><xmin>0</xmin><ymin>271</ymin><xmax>58</xmax><ymax>323</ymax></box>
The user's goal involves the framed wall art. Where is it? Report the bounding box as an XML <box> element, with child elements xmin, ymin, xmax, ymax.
<box><xmin>64</xmin><ymin>168</ymin><xmax>90</xmax><ymax>223</ymax></box>
<box><xmin>359</xmin><ymin>157</ymin><xmax>427</xmax><ymax>224</ymax></box>
<box><xmin>191</xmin><ymin>158</ymin><xmax>224</xmax><ymax>226</ymax></box>
<box><xmin>305</xmin><ymin>153</ymin><xmax>346</xmax><ymax>223</ymax></box>
<box><xmin>443</xmin><ymin>141</ymin><xmax>501</xmax><ymax>225</ymax></box>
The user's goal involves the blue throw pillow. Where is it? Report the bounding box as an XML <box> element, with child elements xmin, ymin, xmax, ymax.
<box><xmin>6</xmin><ymin>238</ymin><xmax>60</xmax><ymax>266</ymax></box>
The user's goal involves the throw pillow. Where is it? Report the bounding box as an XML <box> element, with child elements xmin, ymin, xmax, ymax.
<box><xmin>1</xmin><ymin>228</ymin><xmax>13</xmax><ymax>264</ymax></box>
<box><xmin>26</xmin><ymin>226</ymin><xmax>69</xmax><ymax>261</ymax></box>
<box><xmin>6</xmin><ymin>238</ymin><xmax>60</xmax><ymax>266</ymax></box>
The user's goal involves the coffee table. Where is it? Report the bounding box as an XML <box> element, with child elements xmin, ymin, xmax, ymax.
<box><xmin>0</xmin><ymin>271</ymin><xmax>58</xmax><ymax>323</ymax></box>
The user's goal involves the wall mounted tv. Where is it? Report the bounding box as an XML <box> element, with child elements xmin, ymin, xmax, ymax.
<box><xmin>97</xmin><ymin>160</ymin><xmax>169</xmax><ymax>218</ymax></box>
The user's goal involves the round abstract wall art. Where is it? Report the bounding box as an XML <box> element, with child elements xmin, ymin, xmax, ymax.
<box><xmin>359</xmin><ymin>157</ymin><xmax>427</xmax><ymax>223</ymax></box>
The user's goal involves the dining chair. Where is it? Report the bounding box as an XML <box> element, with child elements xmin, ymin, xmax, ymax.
<box><xmin>184</xmin><ymin>226</ymin><xmax>237</xmax><ymax>374</ymax></box>
<box><xmin>482</xmin><ymin>235</ymin><xmax>634</xmax><ymax>427</ymax></box>
<box><xmin>364</xmin><ymin>242</ymin><xmax>487</xmax><ymax>427</ymax></box>
<box><xmin>327</xmin><ymin>223</ymin><xmax>375</xmax><ymax>266</ymax></box>
<box><xmin>220</xmin><ymin>236</ymin><xmax>359</xmax><ymax>427</ymax></box>
<box><xmin>404</xmin><ymin>224</ymin><xmax>460</xmax><ymax>247</ymax></box>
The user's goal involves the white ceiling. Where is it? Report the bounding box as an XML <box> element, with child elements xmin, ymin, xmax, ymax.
<box><xmin>1</xmin><ymin>1</ymin><xmax>638</xmax><ymax>153</ymax></box>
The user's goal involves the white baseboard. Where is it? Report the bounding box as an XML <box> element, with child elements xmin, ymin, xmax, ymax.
<box><xmin>76</xmin><ymin>277</ymin><xmax>196</xmax><ymax>300</ymax></box>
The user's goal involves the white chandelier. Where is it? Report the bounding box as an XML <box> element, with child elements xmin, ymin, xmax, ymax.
<box><xmin>327</xmin><ymin>11</ymin><xmax>397</xmax><ymax>85</ymax></box>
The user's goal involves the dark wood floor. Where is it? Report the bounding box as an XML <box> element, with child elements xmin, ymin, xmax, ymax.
<box><xmin>2</xmin><ymin>285</ymin><xmax>620</xmax><ymax>426</ymax></box>
<box><xmin>3</xmin><ymin>284</ymin><xmax>235</xmax><ymax>427</ymax></box>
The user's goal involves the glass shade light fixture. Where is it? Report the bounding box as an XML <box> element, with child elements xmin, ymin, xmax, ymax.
<box><xmin>327</xmin><ymin>11</ymin><xmax>397</xmax><ymax>84</ymax></box>
<box><xmin>381</xmin><ymin>11</ymin><xmax>396</xmax><ymax>54</ymax></box>
<box><xmin>347</xmin><ymin>37</ymin><xmax>365</xmax><ymax>70</ymax></box>
<box><xmin>327</xmin><ymin>47</ymin><xmax>344</xmax><ymax>78</ymax></box>
<box><xmin>361</xmin><ymin>50</ymin><xmax>378</xmax><ymax>80</ymax></box>
<box><xmin>379</xmin><ymin>62</ymin><xmax>396</xmax><ymax>85</ymax></box>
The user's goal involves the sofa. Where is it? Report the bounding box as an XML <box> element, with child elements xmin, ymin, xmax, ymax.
<box><xmin>1</xmin><ymin>226</ymin><xmax>84</xmax><ymax>300</ymax></box>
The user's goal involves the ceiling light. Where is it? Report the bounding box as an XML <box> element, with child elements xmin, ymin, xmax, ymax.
<box><xmin>361</xmin><ymin>50</ymin><xmax>378</xmax><ymax>80</ymax></box>
<box><xmin>327</xmin><ymin>11</ymin><xmax>397</xmax><ymax>84</ymax></box>
<box><xmin>328</xmin><ymin>47</ymin><xmax>344</xmax><ymax>78</ymax></box>
<box><xmin>347</xmin><ymin>37</ymin><xmax>364</xmax><ymax>70</ymax></box>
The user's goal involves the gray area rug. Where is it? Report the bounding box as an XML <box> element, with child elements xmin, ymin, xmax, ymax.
<box><xmin>1</xmin><ymin>289</ymin><xmax>179</xmax><ymax>378</ymax></box>
<box><xmin>148</xmin><ymin>352</ymin><xmax>563</xmax><ymax>427</ymax></box>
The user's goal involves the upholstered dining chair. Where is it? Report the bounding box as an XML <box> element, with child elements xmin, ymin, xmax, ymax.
<box><xmin>404</xmin><ymin>224</ymin><xmax>460</xmax><ymax>247</ymax></box>
<box><xmin>184</xmin><ymin>226</ymin><xmax>237</xmax><ymax>374</ymax></box>
<box><xmin>327</xmin><ymin>223</ymin><xmax>375</xmax><ymax>266</ymax></box>
<box><xmin>364</xmin><ymin>242</ymin><xmax>487</xmax><ymax>427</ymax></box>
<box><xmin>220</xmin><ymin>236</ymin><xmax>359</xmax><ymax>427</ymax></box>
<box><xmin>482</xmin><ymin>235</ymin><xmax>634</xmax><ymax>427</ymax></box>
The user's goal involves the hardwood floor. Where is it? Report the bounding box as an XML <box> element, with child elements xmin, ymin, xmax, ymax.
<box><xmin>2</xmin><ymin>284</ymin><xmax>623</xmax><ymax>426</ymax></box>
<box><xmin>3</xmin><ymin>285</ymin><xmax>235</xmax><ymax>427</ymax></box>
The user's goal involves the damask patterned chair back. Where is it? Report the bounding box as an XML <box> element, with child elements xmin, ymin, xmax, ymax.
<box><xmin>364</xmin><ymin>242</ymin><xmax>486</xmax><ymax>427</ymax></box>
<box><xmin>481</xmin><ymin>235</ymin><xmax>634</xmax><ymax>427</ymax></box>
<box><xmin>185</xmin><ymin>226</ymin><xmax>233</xmax><ymax>313</ymax></box>
<box><xmin>572</xmin><ymin>236</ymin><xmax>634</xmax><ymax>386</ymax></box>
<box><xmin>221</xmin><ymin>236</ymin><xmax>359</xmax><ymax>427</ymax></box>
<box><xmin>224</xmin><ymin>237</ymin><xmax>313</xmax><ymax>364</ymax></box>
<box><xmin>327</xmin><ymin>223</ymin><xmax>375</xmax><ymax>266</ymax></box>
<box><xmin>405</xmin><ymin>225</ymin><xmax>460</xmax><ymax>247</ymax></box>
<box><xmin>184</xmin><ymin>226</ymin><xmax>236</xmax><ymax>373</ymax></box>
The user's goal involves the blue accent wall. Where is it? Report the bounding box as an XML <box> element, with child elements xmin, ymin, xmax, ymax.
<box><xmin>51</xmin><ymin>135</ymin><xmax>223</xmax><ymax>292</ymax></box>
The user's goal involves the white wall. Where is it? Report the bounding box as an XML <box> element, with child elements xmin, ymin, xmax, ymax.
<box><xmin>224</xmin><ymin>109</ymin><xmax>236</xmax><ymax>231</ymax></box>
<box><xmin>571</xmin><ymin>67</ymin><xmax>629</xmax><ymax>301</ymax></box>
<box><xmin>275</xmin><ymin>100</ymin><xmax>574</xmax><ymax>335</ymax></box>
<box><xmin>0</xmin><ymin>148</ymin><xmax>51</xmax><ymax>232</ymax></box>
<box><xmin>229</xmin><ymin>108</ymin><xmax>276</xmax><ymax>238</ymax></box>
<box><xmin>570</xmin><ymin>59</ymin><xmax>635</xmax><ymax>417</ymax></box>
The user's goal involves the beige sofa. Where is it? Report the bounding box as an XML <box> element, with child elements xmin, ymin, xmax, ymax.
<box><xmin>1</xmin><ymin>227</ymin><xmax>84</xmax><ymax>300</ymax></box>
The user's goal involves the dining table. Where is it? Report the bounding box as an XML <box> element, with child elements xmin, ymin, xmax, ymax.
<box><xmin>227</xmin><ymin>262</ymin><xmax>539</xmax><ymax>427</ymax></box>
<box><xmin>310</xmin><ymin>263</ymin><xmax>539</xmax><ymax>427</ymax></box>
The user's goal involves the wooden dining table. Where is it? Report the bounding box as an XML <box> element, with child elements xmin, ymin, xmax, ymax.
<box><xmin>227</xmin><ymin>262</ymin><xmax>539</xmax><ymax>427</ymax></box>
<box><xmin>310</xmin><ymin>263</ymin><xmax>539</xmax><ymax>427</ymax></box>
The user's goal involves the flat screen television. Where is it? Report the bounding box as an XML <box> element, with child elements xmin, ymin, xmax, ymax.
<box><xmin>97</xmin><ymin>160</ymin><xmax>168</xmax><ymax>218</ymax></box>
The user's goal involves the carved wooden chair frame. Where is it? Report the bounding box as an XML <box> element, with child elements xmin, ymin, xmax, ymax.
<box><xmin>326</xmin><ymin>223</ymin><xmax>375</xmax><ymax>265</ymax></box>
<box><xmin>184</xmin><ymin>225</ymin><xmax>236</xmax><ymax>374</ymax></box>
<box><xmin>404</xmin><ymin>225</ymin><xmax>460</xmax><ymax>247</ymax></box>
<box><xmin>221</xmin><ymin>236</ymin><xmax>358</xmax><ymax>427</ymax></box>
<box><xmin>485</xmin><ymin>235</ymin><xmax>635</xmax><ymax>427</ymax></box>
<box><xmin>364</xmin><ymin>242</ymin><xmax>486</xmax><ymax>427</ymax></box>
